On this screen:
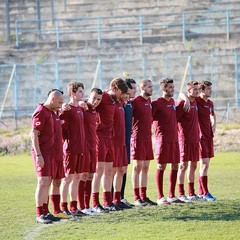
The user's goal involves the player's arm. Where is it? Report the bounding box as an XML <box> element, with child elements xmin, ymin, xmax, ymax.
<box><xmin>151</xmin><ymin>100</ymin><xmax>158</xmax><ymax>118</ymax></box>
<box><xmin>30</xmin><ymin>129</ymin><xmax>45</xmax><ymax>168</ymax></box>
<box><xmin>60</xmin><ymin>110</ymin><xmax>70</xmax><ymax>140</ymax></box>
<box><xmin>179</xmin><ymin>92</ymin><xmax>190</xmax><ymax>112</ymax></box>
<box><xmin>211</xmin><ymin>112</ymin><xmax>216</xmax><ymax>134</ymax></box>
<box><xmin>176</xmin><ymin>100</ymin><xmax>185</xmax><ymax>122</ymax></box>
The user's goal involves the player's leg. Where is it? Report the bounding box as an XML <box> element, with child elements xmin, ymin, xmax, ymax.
<box><xmin>199</xmin><ymin>158</ymin><xmax>216</xmax><ymax>201</ymax></box>
<box><xmin>102</xmin><ymin>161</ymin><xmax>113</xmax><ymax>207</ymax></box>
<box><xmin>35</xmin><ymin>176</ymin><xmax>52</xmax><ymax>223</ymax></box>
<box><xmin>156</xmin><ymin>163</ymin><xmax>168</xmax><ymax>205</ymax></box>
<box><xmin>78</xmin><ymin>172</ymin><xmax>88</xmax><ymax>211</ymax></box>
<box><xmin>60</xmin><ymin>173</ymin><xmax>73</xmax><ymax>214</ymax></box>
<box><xmin>169</xmin><ymin>163</ymin><xmax>178</xmax><ymax>198</ymax></box>
<box><xmin>177</xmin><ymin>161</ymin><xmax>190</xmax><ymax>202</ymax></box>
<box><xmin>113</xmin><ymin>166</ymin><xmax>125</xmax><ymax>205</ymax></box>
<box><xmin>132</xmin><ymin>160</ymin><xmax>143</xmax><ymax>205</ymax></box>
<box><xmin>187</xmin><ymin>161</ymin><xmax>198</xmax><ymax>198</ymax></box>
<box><xmin>69</xmin><ymin>172</ymin><xmax>81</xmax><ymax>214</ymax></box>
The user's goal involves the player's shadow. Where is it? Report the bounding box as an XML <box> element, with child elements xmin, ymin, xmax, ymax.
<box><xmin>161</xmin><ymin>200</ymin><xmax>240</xmax><ymax>222</ymax></box>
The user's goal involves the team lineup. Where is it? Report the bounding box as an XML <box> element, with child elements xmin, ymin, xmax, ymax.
<box><xmin>31</xmin><ymin>78</ymin><xmax>216</xmax><ymax>224</ymax></box>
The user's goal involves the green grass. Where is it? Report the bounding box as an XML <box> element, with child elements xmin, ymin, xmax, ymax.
<box><xmin>0</xmin><ymin>153</ymin><xmax>240</xmax><ymax>240</ymax></box>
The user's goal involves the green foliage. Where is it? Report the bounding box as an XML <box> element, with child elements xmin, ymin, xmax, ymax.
<box><xmin>0</xmin><ymin>153</ymin><xmax>240</xmax><ymax>239</ymax></box>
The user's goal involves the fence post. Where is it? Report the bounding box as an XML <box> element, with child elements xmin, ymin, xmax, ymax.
<box><xmin>234</xmin><ymin>49</ymin><xmax>239</xmax><ymax>107</ymax></box>
<box><xmin>55</xmin><ymin>62</ymin><xmax>60</xmax><ymax>88</ymax></box>
<box><xmin>64</xmin><ymin>0</ymin><xmax>67</xmax><ymax>11</ymax></box>
<box><xmin>142</xmin><ymin>54</ymin><xmax>146</xmax><ymax>79</ymax></box>
<box><xmin>77</xmin><ymin>56</ymin><xmax>81</xmax><ymax>82</ymax></box>
<box><xmin>139</xmin><ymin>15</ymin><xmax>143</xmax><ymax>45</ymax></box>
<box><xmin>182</xmin><ymin>13</ymin><xmax>186</xmax><ymax>43</ymax></box>
<box><xmin>97</xmin><ymin>17</ymin><xmax>101</xmax><ymax>47</ymax></box>
<box><xmin>226</xmin><ymin>10</ymin><xmax>230</xmax><ymax>41</ymax></box>
<box><xmin>14</xmin><ymin>66</ymin><xmax>18</xmax><ymax>129</ymax></box>
<box><xmin>15</xmin><ymin>20</ymin><xmax>19</xmax><ymax>47</ymax></box>
<box><xmin>6</xmin><ymin>0</ymin><xmax>10</xmax><ymax>43</ymax></box>
<box><xmin>189</xmin><ymin>55</ymin><xmax>192</xmax><ymax>80</ymax></box>
<box><xmin>99</xmin><ymin>59</ymin><xmax>102</xmax><ymax>89</ymax></box>
<box><xmin>34</xmin><ymin>64</ymin><xmax>38</xmax><ymax>106</ymax></box>
<box><xmin>120</xmin><ymin>56</ymin><xmax>123</xmax><ymax>76</ymax></box>
<box><xmin>56</xmin><ymin>19</ymin><xmax>60</xmax><ymax>48</ymax></box>
<box><xmin>51</xmin><ymin>0</ymin><xmax>55</xmax><ymax>23</ymax></box>
<box><xmin>37</xmin><ymin>0</ymin><xmax>41</xmax><ymax>36</ymax></box>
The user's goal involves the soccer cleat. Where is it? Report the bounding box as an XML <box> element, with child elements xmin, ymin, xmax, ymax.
<box><xmin>62</xmin><ymin>209</ymin><xmax>72</xmax><ymax>216</ymax></box>
<box><xmin>167</xmin><ymin>197</ymin><xmax>185</xmax><ymax>204</ymax></box>
<box><xmin>103</xmin><ymin>203</ymin><xmax>123</xmax><ymax>211</ymax></box>
<box><xmin>92</xmin><ymin>204</ymin><xmax>109</xmax><ymax>213</ymax></box>
<box><xmin>82</xmin><ymin>208</ymin><xmax>99</xmax><ymax>215</ymax></box>
<box><xmin>54</xmin><ymin>212</ymin><xmax>72</xmax><ymax>219</ymax></box>
<box><xmin>36</xmin><ymin>214</ymin><xmax>52</xmax><ymax>224</ymax></box>
<box><xmin>45</xmin><ymin>213</ymin><xmax>61</xmax><ymax>222</ymax></box>
<box><xmin>157</xmin><ymin>197</ymin><xmax>170</xmax><ymax>205</ymax></box>
<box><xmin>121</xmin><ymin>199</ymin><xmax>135</xmax><ymax>207</ymax></box>
<box><xmin>134</xmin><ymin>199</ymin><xmax>147</xmax><ymax>207</ymax></box>
<box><xmin>188</xmin><ymin>195</ymin><xmax>204</xmax><ymax>202</ymax></box>
<box><xmin>178</xmin><ymin>195</ymin><xmax>192</xmax><ymax>203</ymax></box>
<box><xmin>142</xmin><ymin>197</ymin><xmax>158</xmax><ymax>206</ymax></box>
<box><xmin>70</xmin><ymin>209</ymin><xmax>84</xmax><ymax>217</ymax></box>
<box><xmin>115</xmin><ymin>201</ymin><xmax>132</xmax><ymax>209</ymax></box>
<box><xmin>204</xmin><ymin>192</ymin><xmax>216</xmax><ymax>202</ymax></box>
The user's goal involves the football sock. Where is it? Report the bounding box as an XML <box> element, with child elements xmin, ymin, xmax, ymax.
<box><xmin>84</xmin><ymin>180</ymin><xmax>92</xmax><ymax>209</ymax></box>
<box><xmin>169</xmin><ymin>170</ymin><xmax>178</xmax><ymax>198</ymax></box>
<box><xmin>78</xmin><ymin>180</ymin><xmax>85</xmax><ymax>210</ymax></box>
<box><xmin>139</xmin><ymin>187</ymin><xmax>147</xmax><ymax>201</ymax></box>
<box><xmin>121</xmin><ymin>173</ymin><xmax>127</xmax><ymax>199</ymax></box>
<box><xmin>188</xmin><ymin>182</ymin><xmax>195</xmax><ymax>196</ymax></box>
<box><xmin>178</xmin><ymin>184</ymin><xmax>185</xmax><ymax>196</ymax></box>
<box><xmin>50</xmin><ymin>194</ymin><xmax>61</xmax><ymax>214</ymax></box>
<box><xmin>133</xmin><ymin>188</ymin><xmax>140</xmax><ymax>201</ymax></box>
<box><xmin>92</xmin><ymin>192</ymin><xmax>100</xmax><ymax>208</ymax></box>
<box><xmin>156</xmin><ymin>169</ymin><xmax>164</xmax><ymax>199</ymax></box>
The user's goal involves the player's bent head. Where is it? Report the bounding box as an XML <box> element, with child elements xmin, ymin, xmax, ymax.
<box><xmin>91</xmin><ymin>88</ymin><xmax>103</xmax><ymax>95</ymax></box>
<box><xmin>187</xmin><ymin>81</ymin><xmax>199</xmax><ymax>90</ymax></box>
<box><xmin>67</xmin><ymin>82</ymin><xmax>84</xmax><ymax>96</ymax></box>
<box><xmin>160</xmin><ymin>78</ymin><xmax>174</xmax><ymax>90</ymax></box>
<box><xmin>199</xmin><ymin>81</ymin><xmax>212</xmax><ymax>91</ymax></box>
<box><xmin>125</xmin><ymin>78</ymin><xmax>136</xmax><ymax>87</ymax></box>
<box><xmin>110</xmin><ymin>77</ymin><xmax>128</xmax><ymax>94</ymax></box>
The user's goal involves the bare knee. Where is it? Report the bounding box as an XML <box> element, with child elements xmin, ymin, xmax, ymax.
<box><xmin>179</xmin><ymin>163</ymin><xmax>188</xmax><ymax>172</ymax></box>
<box><xmin>52</xmin><ymin>179</ymin><xmax>61</xmax><ymax>188</ymax></box>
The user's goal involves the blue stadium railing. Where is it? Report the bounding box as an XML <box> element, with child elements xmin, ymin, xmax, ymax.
<box><xmin>15</xmin><ymin>9</ymin><xmax>240</xmax><ymax>48</ymax></box>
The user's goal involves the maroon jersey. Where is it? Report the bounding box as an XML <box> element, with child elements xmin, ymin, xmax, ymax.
<box><xmin>84</xmin><ymin>102</ymin><xmax>99</xmax><ymax>150</ymax></box>
<box><xmin>52</xmin><ymin>112</ymin><xmax>63</xmax><ymax>161</ymax></box>
<box><xmin>152</xmin><ymin>97</ymin><xmax>178</xmax><ymax>143</ymax></box>
<box><xmin>96</xmin><ymin>91</ymin><xmax>116</xmax><ymax>138</ymax></box>
<box><xmin>196</xmin><ymin>97</ymin><xmax>214</xmax><ymax>140</ymax></box>
<box><xmin>131</xmin><ymin>96</ymin><xmax>152</xmax><ymax>142</ymax></box>
<box><xmin>32</xmin><ymin>104</ymin><xmax>54</xmax><ymax>153</ymax></box>
<box><xmin>60</xmin><ymin>105</ymin><xmax>85</xmax><ymax>154</ymax></box>
<box><xmin>176</xmin><ymin>99</ymin><xmax>200</xmax><ymax>144</ymax></box>
<box><xmin>113</xmin><ymin>102</ymin><xmax>126</xmax><ymax>146</ymax></box>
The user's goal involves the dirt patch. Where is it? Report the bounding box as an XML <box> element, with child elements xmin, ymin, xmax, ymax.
<box><xmin>214</xmin><ymin>128</ymin><xmax>240</xmax><ymax>152</ymax></box>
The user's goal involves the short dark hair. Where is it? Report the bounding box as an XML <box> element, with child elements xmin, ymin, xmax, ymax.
<box><xmin>67</xmin><ymin>82</ymin><xmax>84</xmax><ymax>97</ymax></box>
<box><xmin>47</xmin><ymin>88</ymin><xmax>64</xmax><ymax>96</ymax></box>
<box><xmin>187</xmin><ymin>81</ymin><xmax>198</xmax><ymax>89</ymax></box>
<box><xmin>199</xmin><ymin>81</ymin><xmax>212</xmax><ymax>90</ymax></box>
<box><xmin>110</xmin><ymin>77</ymin><xmax>128</xmax><ymax>94</ymax></box>
<box><xmin>160</xmin><ymin>78</ymin><xmax>174</xmax><ymax>89</ymax></box>
<box><xmin>91</xmin><ymin>88</ymin><xmax>103</xmax><ymax>95</ymax></box>
<box><xmin>125</xmin><ymin>79</ymin><xmax>136</xmax><ymax>89</ymax></box>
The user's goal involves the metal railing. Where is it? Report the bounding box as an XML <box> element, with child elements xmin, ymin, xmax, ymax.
<box><xmin>15</xmin><ymin>9</ymin><xmax>240</xmax><ymax>48</ymax></box>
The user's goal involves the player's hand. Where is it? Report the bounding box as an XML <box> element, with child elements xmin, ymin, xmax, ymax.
<box><xmin>79</xmin><ymin>101</ymin><xmax>88</xmax><ymax>111</ymax></box>
<box><xmin>212</xmin><ymin>124</ymin><xmax>216</xmax><ymax>134</ymax></box>
<box><xmin>36</xmin><ymin>155</ymin><xmax>45</xmax><ymax>168</ymax></box>
<box><xmin>183</xmin><ymin>99</ymin><xmax>190</xmax><ymax>112</ymax></box>
<box><xmin>62</xmin><ymin>103</ymin><xmax>71</xmax><ymax>111</ymax></box>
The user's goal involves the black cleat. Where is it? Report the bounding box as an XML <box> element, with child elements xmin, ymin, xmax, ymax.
<box><xmin>92</xmin><ymin>204</ymin><xmax>109</xmax><ymax>213</ymax></box>
<box><xmin>115</xmin><ymin>201</ymin><xmax>132</xmax><ymax>209</ymax></box>
<box><xmin>142</xmin><ymin>197</ymin><xmax>158</xmax><ymax>206</ymax></box>
<box><xmin>36</xmin><ymin>214</ymin><xmax>52</xmax><ymax>224</ymax></box>
<box><xmin>103</xmin><ymin>203</ymin><xmax>123</xmax><ymax>211</ymax></box>
<box><xmin>45</xmin><ymin>213</ymin><xmax>61</xmax><ymax>222</ymax></box>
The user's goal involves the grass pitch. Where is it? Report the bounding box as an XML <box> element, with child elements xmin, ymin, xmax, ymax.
<box><xmin>0</xmin><ymin>152</ymin><xmax>240</xmax><ymax>240</ymax></box>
